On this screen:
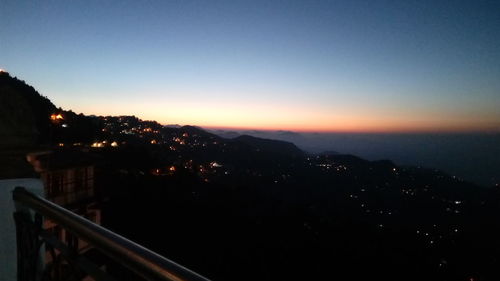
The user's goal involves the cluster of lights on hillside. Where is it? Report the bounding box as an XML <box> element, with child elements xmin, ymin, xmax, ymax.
<box><xmin>90</xmin><ymin>141</ymin><xmax>120</xmax><ymax>148</ymax></box>
<box><xmin>50</xmin><ymin>113</ymin><xmax>64</xmax><ymax>121</ymax></box>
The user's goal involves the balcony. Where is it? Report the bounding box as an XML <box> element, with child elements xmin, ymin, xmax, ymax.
<box><xmin>2</xmin><ymin>180</ymin><xmax>209</xmax><ymax>281</ymax></box>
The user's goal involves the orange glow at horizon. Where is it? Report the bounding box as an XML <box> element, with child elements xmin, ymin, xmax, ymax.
<box><xmin>63</xmin><ymin>99</ymin><xmax>500</xmax><ymax>134</ymax></box>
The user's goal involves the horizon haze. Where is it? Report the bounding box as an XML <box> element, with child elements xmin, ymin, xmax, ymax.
<box><xmin>1</xmin><ymin>0</ymin><xmax>500</xmax><ymax>133</ymax></box>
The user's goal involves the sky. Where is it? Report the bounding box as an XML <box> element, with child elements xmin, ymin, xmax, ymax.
<box><xmin>1</xmin><ymin>0</ymin><xmax>500</xmax><ymax>132</ymax></box>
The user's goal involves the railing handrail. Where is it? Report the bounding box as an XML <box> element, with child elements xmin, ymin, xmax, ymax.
<box><xmin>13</xmin><ymin>187</ymin><xmax>210</xmax><ymax>281</ymax></box>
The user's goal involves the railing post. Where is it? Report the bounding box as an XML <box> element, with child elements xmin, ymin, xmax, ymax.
<box><xmin>13</xmin><ymin>207</ymin><xmax>44</xmax><ymax>281</ymax></box>
<box><xmin>0</xmin><ymin>179</ymin><xmax>45</xmax><ymax>281</ymax></box>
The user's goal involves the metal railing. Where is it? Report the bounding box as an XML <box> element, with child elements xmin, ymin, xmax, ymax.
<box><xmin>12</xmin><ymin>187</ymin><xmax>210</xmax><ymax>281</ymax></box>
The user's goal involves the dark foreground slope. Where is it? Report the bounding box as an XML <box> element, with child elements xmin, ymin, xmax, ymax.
<box><xmin>100</xmin><ymin>143</ymin><xmax>500</xmax><ymax>281</ymax></box>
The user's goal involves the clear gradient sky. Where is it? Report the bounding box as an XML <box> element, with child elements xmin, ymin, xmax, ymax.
<box><xmin>1</xmin><ymin>0</ymin><xmax>499</xmax><ymax>132</ymax></box>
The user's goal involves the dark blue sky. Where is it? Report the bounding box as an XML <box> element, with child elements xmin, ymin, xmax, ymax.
<box><xmin>1</xmin><ymin>0</ymin><xmax>499</xmax><ymax>132</ymax></box>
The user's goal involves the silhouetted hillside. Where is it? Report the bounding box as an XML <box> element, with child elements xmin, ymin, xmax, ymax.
<box><xmin>233</xmin><ymin>135</ymin><xmax>304</xmax><ymax>157</ymax></box>
<box><xmin>0</xmin><ymin>72</ymin><xmax>56</xmax><ymax>147</ymax></box>
<box><xmin>319</xmin><ymin>150</ymin><xmax>340</xmax><ymax>156</ymax></box>
<box><xmin>180</xmin><ymin>125</ymin><xmax>220</xmax><ymax>139</ymax></box>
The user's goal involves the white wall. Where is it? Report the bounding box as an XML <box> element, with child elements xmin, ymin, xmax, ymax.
<box><xmin>0</xmin><ymin>178</ymin><xmax>44</xmax><ymax>281</ymax></box>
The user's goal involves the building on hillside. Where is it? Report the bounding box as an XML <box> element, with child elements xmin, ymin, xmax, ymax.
<box><xmin>26</xmin><ymin>150</ymin><xmax>101</xmax><ymax>257</ymax></box>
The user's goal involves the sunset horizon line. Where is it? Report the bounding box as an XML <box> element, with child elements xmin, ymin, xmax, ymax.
<box><xmin>67</xmin><ymin>108</ymin><xmax>500</xmax><ymax>135</ymax></box>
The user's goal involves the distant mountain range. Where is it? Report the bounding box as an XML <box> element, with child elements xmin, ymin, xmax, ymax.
<box><xmin>232</xmin><ymin>135</ymin><xmax>304</xmax><ymax>157</ymax></box>
<box><xmin>209</xmin><ymin>128</ymin><xmax>500</xmax><ymax>187</ymax></box>
<box><xmin>1</xmin><ymin>71</ymin><xmax>498</xmax><ymax>187</ymax></box>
